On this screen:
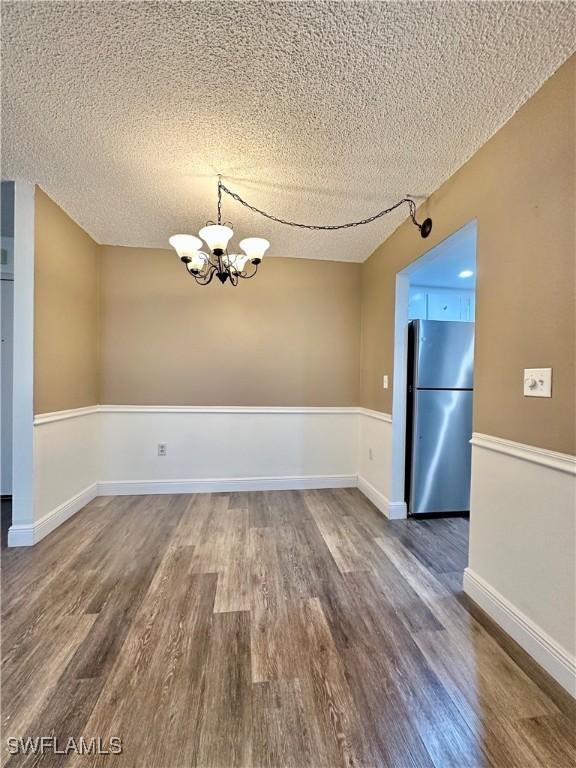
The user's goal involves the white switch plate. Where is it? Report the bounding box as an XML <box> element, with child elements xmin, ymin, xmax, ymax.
<box><xmin>383</xmin><ymin>375</ymin><xmax>389</xmax><ymax>389</ymax></box>
<box><xmin>523</xmin><ymin>368</ymin><xmax>552</xmax><ymax>398</ymax></box>
<box><xmin>158</xmin><ymin>443</ymin><xmax>168</xmax><ymax>456</ymax></box>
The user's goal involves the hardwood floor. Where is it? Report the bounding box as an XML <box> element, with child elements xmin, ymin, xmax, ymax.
<box><xmin>1</xmin><ymin>489</ymin><xmax>574</xmax><ymax>767</ymax></box>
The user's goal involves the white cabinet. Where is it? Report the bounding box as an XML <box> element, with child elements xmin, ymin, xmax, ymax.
<box><xmin>408</xmin><ymin>286</ymin><xmax>475</xmax><ymax>322</ymax></box>
<box><xmin>407</xmin><ymin>288</ymin><xmax>427</xmax><ymax>320</ymax></box>
<box><xmin>427</xmin><ymin>290</ymin><xmax>462</xmax><ymax>321</ymax></box>
<box><xmin>462</xmin><ymin>292</ymin><xmax>475</xmax><ymax>321</ymax></box>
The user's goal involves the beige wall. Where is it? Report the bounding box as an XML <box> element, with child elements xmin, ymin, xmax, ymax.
<box><xmin>34</xmin><ymin>193</ymin><xmax>361</xmax><ymax>411</ymax></box>
<box><xmin>34</xmin><ymin>56</ymin><xmax>575</xmax><ymax>449</ymax></box>
<box><xmin>361</xmin><ymin>56</ymin><xmax>575</xmax><ymax>454</ymax></box>
<box><xmin>99</xmin><ymin>248</ymin><xmax>361</xmax><ymax>406</ymax></box>
<box><xmin>34</xmin><ymin>188</ymin><xmax>100</xmax><ymax>413</ymax></box>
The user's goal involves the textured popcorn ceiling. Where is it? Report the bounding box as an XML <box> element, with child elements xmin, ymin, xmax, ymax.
<box><xmin>2</xmin><ymin>1</ymin><xmax>575</xmax><ymax>262</ymax></box>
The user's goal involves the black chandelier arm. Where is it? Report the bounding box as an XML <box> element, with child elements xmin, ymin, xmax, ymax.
<box><xmin>218</xmin><ymin>180</ymin><xmax>432</xmax><ymax>238</ymax></box>
<box><xmin>205</xmin><ymin>219</ymin><xmax>233</xmax><ymax>230</ymax></box>
<box><xmin>186</xmin><ymin>262</ymin><xmax>216</xmax><ymax>286</ymax></box>
<box><xmin>226</xmin><ymin>261</ymin><xmax>259</xmax><ymax>285</ymax></box>
<box><xmin>182</xmin><ymin>258</ymin><xmax>261</xmax><ymax>286</ymax></box>
<box><xmin>199</xmin><ymin>267</ymin><xmax>216</xmax><ymax>285</ymax></box>
<box><xmin>240</xmin><ymin>261</ymin><xmax>259</xmax><ymax>280</ymax></box>
<box><xmin>203</xmin><ymin>251</ymin><xmax>219</xmax><ymax>269</ymax></box>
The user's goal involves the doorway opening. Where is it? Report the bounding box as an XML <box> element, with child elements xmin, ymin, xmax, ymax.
<box><xmin>391</xmin><ymin>220</ymin><xmax>477</xmax><ymax>518</ymax></box>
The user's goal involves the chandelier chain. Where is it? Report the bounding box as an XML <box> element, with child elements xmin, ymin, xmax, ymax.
<box><xmin>218</xmin><ymin>180</ymin><xmax>424</xmax><ymax>233</ymax></box>
<box><xmin>217</xmin><ymin>175</ymin><xmax>223</xmax><ymax>225</ymax></box>
<box><xmin>171</xmin><ymin>178</ymin><xmax>432</xmax><ymax>287</ymax></box>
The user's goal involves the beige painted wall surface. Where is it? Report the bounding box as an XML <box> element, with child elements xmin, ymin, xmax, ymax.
<box><xmin>34</xmin><ymin>188</ymin><xmax>100</xmax><ymax>413</ymax></box>
<box><xmin>361</xmin><ymin>56</ymin><xmax>575</xmax><ymax>454</ymax></box>
<box><xmin>99</xmin><ymin>249</ymin><xmax>361</xmax><ymax>406</ymax></box>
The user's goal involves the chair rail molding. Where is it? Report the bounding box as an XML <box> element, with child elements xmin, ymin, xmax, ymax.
<box><xmin>34</xmin><ymin>405</ymin><xmax>100</xmax><ymax>425</ymax></box>
<box><xmin>357</xmin><ymin>408</ymin><xmax>393</xmax><ymax>423</ymax></box>
<box><xmin>471</xmin><ymin>432</ymin><xmax>576</xmax><ymax>474</ymax></box>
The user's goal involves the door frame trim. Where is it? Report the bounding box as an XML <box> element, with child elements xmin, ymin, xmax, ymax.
<box><xmin>11</xmin><ymin>181</ymin><xmax>35</xmax><ymax>525</ymax></box>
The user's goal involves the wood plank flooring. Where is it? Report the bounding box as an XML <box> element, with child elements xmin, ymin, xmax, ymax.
<box><xmin>1</xmin><ymin>489</ymin><xmax>574</xmax><ymax>767</ymax></box>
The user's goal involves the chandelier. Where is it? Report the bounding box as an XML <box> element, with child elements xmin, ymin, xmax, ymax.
<box><xmin>169</xmin><ymin>176</ymin><xmax>432</xmax><ymax>286</ymax></box>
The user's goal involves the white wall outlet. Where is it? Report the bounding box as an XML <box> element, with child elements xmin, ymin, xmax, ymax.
<box><xmin>383</xmin><ymin>375</ymin><xmax>389</xmax><ymax>389</ymax></box>
<box><xmin>523</xmin><ymin>368</ymin><xmax>552</xmax><ymax>398</ymax></box>
<box><xmin>158</xmin><ymin>443</ymin><xmax>168</xmax><ymax>456</ymax></box>
<box><xmin>368</xmin><ymin>448</ymin><xmax>374</xmax><ymax>461</ymax></box>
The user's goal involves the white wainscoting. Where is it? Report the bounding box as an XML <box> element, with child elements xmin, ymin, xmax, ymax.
<box><xmin>10</xmin><ymin>405</ymin><xmax>360</xmax><ymax>545</ymax></box>
<box><xmin>99</xmin><ymin>406</ymin><xmax>358</xmax><ymax>495</ymax></box>
<box><xmin>10</xmin><ymin>404</ymin><xmax>415</xmax><ymax>546</ymax></box>
<box><xmin>465</xmin><ymin>432</ymin><xmax>576</xmax><ymax>695</ymax></box>
<box><xmin>356</xmin><ymin>408</ymin><xmax>405</xmax><ymax>519</ymax></box>
<box><xmin>8</xmin><ymin>407</ymin><xmax>100</xmax><ymax>546</ymax></box>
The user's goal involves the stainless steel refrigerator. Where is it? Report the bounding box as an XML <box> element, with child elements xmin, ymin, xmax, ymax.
<box><xmin>406</xmin><ymin>320</ymin><xmax>474</xmax><ymax>516</ymax></box>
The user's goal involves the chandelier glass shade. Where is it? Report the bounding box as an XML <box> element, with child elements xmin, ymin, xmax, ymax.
<box><xmin>170</xmin><ymin>222</ymin><xmax>268</xmax><ymax>286</ymax></box>
<box><xmin>169</xmin><ymin>176</ymin><xmax>432</xmax><ymax>287</ymax></box>
<box><xmin>198</xmin><ymin>224</ymin><xmax>234</xmax><ymax>252</ymax></box>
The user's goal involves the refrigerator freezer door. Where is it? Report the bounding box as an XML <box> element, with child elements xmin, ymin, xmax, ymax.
<box><xmin>409</xmin><ymin>389</ymin><xmax>473</xmax><ymax>515</ymax></box>
<box><xmin>414</xmin><ymin>320</ymin><xmax>474</xmax><ymax>390</ymax></box>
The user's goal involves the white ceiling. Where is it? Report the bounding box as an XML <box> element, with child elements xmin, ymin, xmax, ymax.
<box><xmin>410</xmin><ymin>223</ymin><xmax>477</xmax><ymax>290</ymax></box>
<box><xmin>2</xmin><ymin>2</ymin><xmax>574</xmax><ymax>262</ymax></box>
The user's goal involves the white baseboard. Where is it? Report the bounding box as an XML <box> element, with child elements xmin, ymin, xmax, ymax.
<box><xmin>387</xmin><ymin>499</ymin><xmax>408</xmax><ymax>519</ymax></box>
<box><xmin>97</xmin><ymin>474</ymin><xmax>357</xmax><ymax>496</ymax></box>
<box><xmin>7</xmin><ymin>482</ymin><xmax>98</xmax><ymax>547</ymax></box>
<box><xmin>463</xmin><ymin>568</ymin><xmax>576</xmax><ymax>696</ymax></box>
<box><xmin>357</xmin><ymin>475</ymin><xmax>407</xmax><ymax>520</ymax></box>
